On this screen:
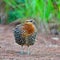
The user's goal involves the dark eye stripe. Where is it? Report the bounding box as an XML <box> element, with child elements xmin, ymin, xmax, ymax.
<box><xmin>30</xmin><ymin>20</ymin><xmax>32</xmax><ymax>22</ymax></box>
<box><xmin>26</xmin><ymin>20</ymin><xmax>33</xmax><ymax>22</ymax></box>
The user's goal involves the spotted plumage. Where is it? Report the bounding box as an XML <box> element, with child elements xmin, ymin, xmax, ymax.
<box><xmin>13</xmin><ymin>19</ymin><xmax>37</xmax><ymax>54</ymax></box>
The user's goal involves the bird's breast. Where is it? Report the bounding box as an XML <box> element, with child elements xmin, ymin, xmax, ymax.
<box><xmin>22</xmin><ymin>22</ymin><xmax>35</xmax><ymax>37</ymax></box>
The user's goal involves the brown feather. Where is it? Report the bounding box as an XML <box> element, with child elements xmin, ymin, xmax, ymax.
<box><xmin>22</xmin><ymin>22</ymin><xmax>35</xmax><ymax>37</ymax></box>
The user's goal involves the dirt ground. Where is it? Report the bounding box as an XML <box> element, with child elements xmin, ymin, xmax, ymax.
<box><xmin>0</xmin><ymin>24</ymin><xmax>60</xmax><ymax>60</ymax></box>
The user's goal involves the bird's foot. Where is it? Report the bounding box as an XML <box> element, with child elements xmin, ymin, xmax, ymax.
<box><xmin>20</xmin><ymin>51</ymin><xmax>31</xmax><ymax>55</ymax></box>
<box><xmin>20</xmin><ymin>50</ymin><xmax>24</xmax><ymax>55</ymax></box>
<box><xmin>27</xmin><ymin>51</ymin><xmax>31</xmax><ymax>55</ymax></box>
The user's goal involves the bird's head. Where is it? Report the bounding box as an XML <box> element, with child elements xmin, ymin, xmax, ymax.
<box><xmin>25</xmin><ymin>19</ymin><xmax>36</xmax><ymax>25</ymax></box>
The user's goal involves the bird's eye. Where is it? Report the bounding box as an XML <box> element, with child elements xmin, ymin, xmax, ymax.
<box><xmin>30</xmin><ymin>20</ymin><xmax>33</xmax><ymax>22</ymax></box>
<box><xmin>26</xmin><ymin>20</ymin><xmax>32</xmax><ymax>22</ymax></box>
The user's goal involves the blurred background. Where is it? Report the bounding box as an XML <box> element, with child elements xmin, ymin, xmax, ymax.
<box><xmin>0</xmin><ymin>0</ymin><xmax>60</xmax><ymax>35</ymax></box>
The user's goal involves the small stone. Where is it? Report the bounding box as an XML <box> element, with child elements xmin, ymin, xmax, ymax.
<box><xmin>51</xmin><ymin>37</ymin><xmax>59</xmax><ymax>41</ymax></box>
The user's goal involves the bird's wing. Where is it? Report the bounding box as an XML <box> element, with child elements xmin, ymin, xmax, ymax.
<box><xmin>13</xmin><ymin>24</ymin><xmax>26</xmax><ymax>45</ymax></box>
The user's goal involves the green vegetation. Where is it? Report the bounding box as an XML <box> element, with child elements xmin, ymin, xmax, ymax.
<box><xmin>2</xmin><ymin>0</ymin><xmax>59</xmax><ymax>23</ymax></box>
<box><xmin>0</xmin><ymin>0</ymin><xmax>60</xmax><ymax>32</ymax></box>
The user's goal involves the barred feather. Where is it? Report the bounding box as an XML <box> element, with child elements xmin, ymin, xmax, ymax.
<box><xmin>13</xmin><ymin>20</ymin><xmax>37</xmax><ymax>46</ymax></box>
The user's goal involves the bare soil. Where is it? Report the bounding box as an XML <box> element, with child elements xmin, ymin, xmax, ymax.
<box><xmin>0</xmin><ymin>24</ymin><xmax>60</xmax><ymax>60</ymax></box>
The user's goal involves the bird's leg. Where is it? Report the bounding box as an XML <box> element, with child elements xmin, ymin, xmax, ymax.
<box><xmin>27</xmin><ymin>46</ymin><xmax>31</xmax><ymax>55</ymax></box>
<box><xmin>20</xmin><ymin>45</ymin><xmax>24</xmax><ymax>54</ymax></box>
<box><xmin>25</xmin><ymin>37</ymin><xmax>31</xmax><ymax>55</ymax></box>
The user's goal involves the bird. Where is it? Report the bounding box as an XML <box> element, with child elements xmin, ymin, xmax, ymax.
<box><xmin>13</xmin><ymin>19</ymin><xmax>37</xmax><ymax>55</ymax></box>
